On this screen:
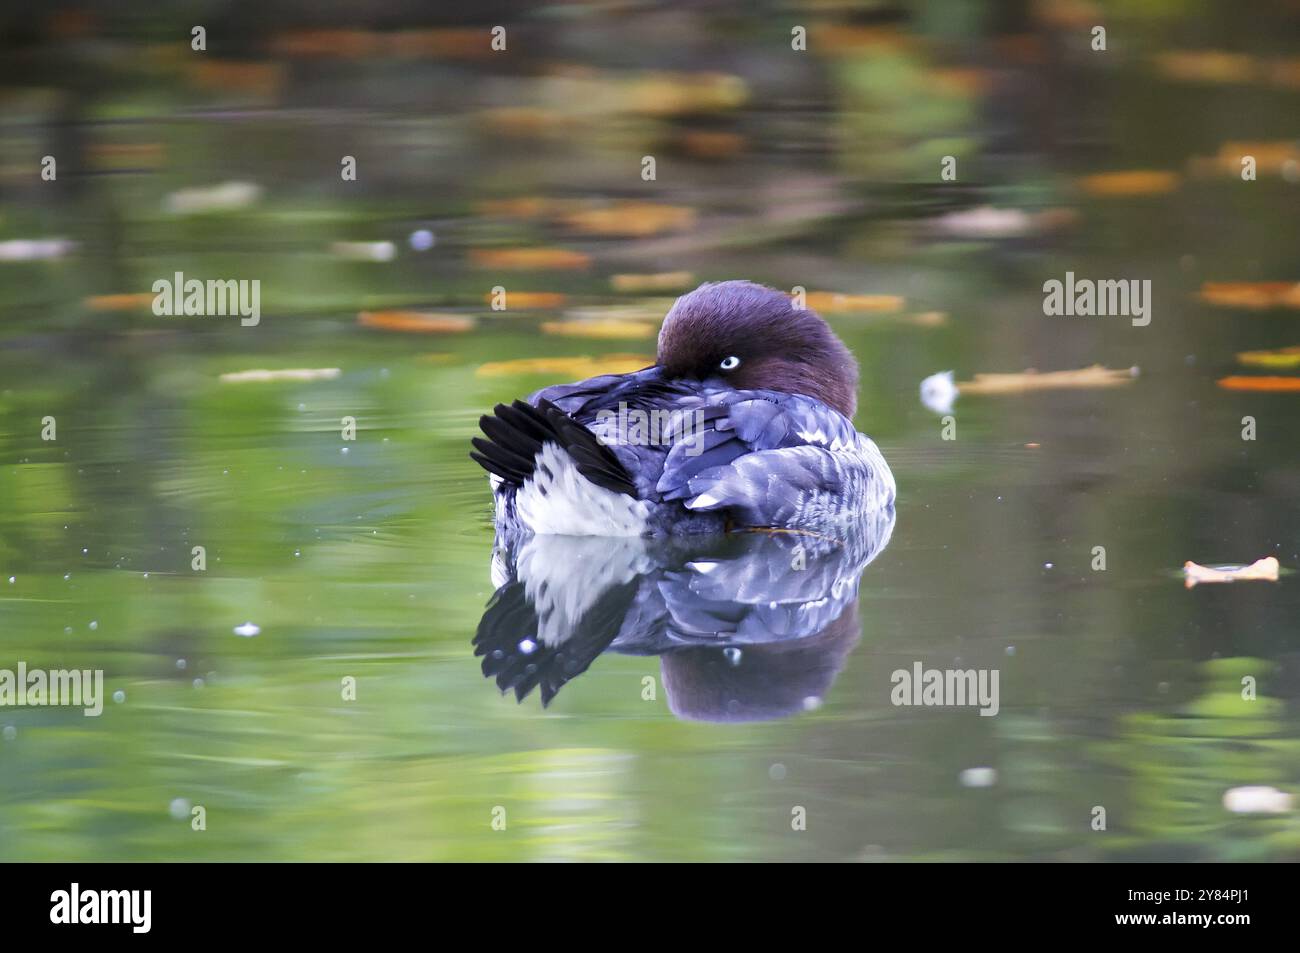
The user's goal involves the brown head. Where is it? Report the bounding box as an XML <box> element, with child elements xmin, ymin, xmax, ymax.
<box><xmin>655</xmin><ymin>281</ymin><xmax>859</xmax><ymax>418</ymax></box>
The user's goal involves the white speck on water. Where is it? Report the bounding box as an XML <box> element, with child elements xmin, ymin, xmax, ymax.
<box><xmin>192</xmin><ymin>678</ymin><xmax>205</xmax><ymax>689</ymax></box>
<box><xmin>169</xmin><ymin>798</ymin><xmax>191</xmax><ymax>820</ymax></box>
<box><xmin>518</xmin><ymin>638</ymin><xmax>537</xmax><ymax>655</ymax></box>
<box><xmin>63</xmin><ymin>626</ymin><xmax>72</xmax><ymax>635</ymax></box>
<box><xmin>769</xmin><ymin>763</ymin><xmax>787</xmax><ymax>781</ymax></box>
<box><xmin>176</xmin><ymin>659</ymin><xmax>187</xmax><ymax>671</ymax></box>
<box><xmin>723</xmin><ymin>647</ymin><xmax>743</xmax><ymax>667</ymax></box>
<box><xmin>1223</xmin><ymin>785</ymin><xmax>1293</xmax><ymax>814</ymax></box>
<box><xmin>81</xmin><ymin>548</ymin><xmax>88</xmax><ymax>555</ymax></box>
<box><xmin>802</xmin><ymin>695</ymin><xmax>823</xmax><ymax>711</ymax></box>
<box><xmin>960</xmin><ymin>767</ymin><xmax>997</xmax><ymax>788</ymax></box>
<box><xmin>233</xmin><ymin>621</ymin><xmax>261</xmax><ymax>637</ymax></box>
<box><xmin>6</xmin><ymin>577</ymin><xmax>13</xmax><ymax>584</ymax></box>
<box><xmin>919</xmin><ymin>370</ymin><xmax>958</xmax><ymax>414</ymax></box>
<box><xmin>409</xmin><ymin>229</ymin><xmax>435</xmax><ymax>251</ymax></box>
<box><xmin>294</xmin><ymin>550</ymin><xmax>301</xmax><ymax>557</ymax></box>
<box><xmin>340</xmin><ymin>446</ymin><xmax>349</xmax><ymax>455</ymax></box>
<box><xmin>88</xmin><ymin>620</ymin><xmax>98</xmax><ymax>631</ymax></box>
<box><xmin>1044</xmin><ymin>562</ymin><xmax>1054</xmax><ymax>570</ymax></box>
<box><xmin>2</xmin><ymin>725</ymin><xmax>15</xmax><ymax>741</ymax></box>
<box><xmin>113</xmin><ymin>690</ymin><xmax>126</xmax><ymax>704</ymax></box>
<box><xmin>63</xmin><ymin>573</ymin><xmax>71</xmax><ymax>580</ymax></box>
<box><xmin>1005</xmin><ymin>645</ymin><xmax>1016</xmax><ymax>656</ymax></box>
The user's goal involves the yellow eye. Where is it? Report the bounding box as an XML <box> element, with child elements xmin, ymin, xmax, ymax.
<box><xmin>719</xmin><ymin>355</ymin><xmax>741</xmax><ymax>371</ymax></box>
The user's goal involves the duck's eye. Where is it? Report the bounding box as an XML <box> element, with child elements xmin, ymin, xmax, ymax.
<box><xmin>719</xmin><ymin>355</ymin><xmax>742</xmax><ymax>371</ymax></box>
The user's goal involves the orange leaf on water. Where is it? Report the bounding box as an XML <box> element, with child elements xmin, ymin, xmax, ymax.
<box><xmin>1217</xmin><ymin>375</ymin><xmax>1300</xmax><ymax>392</ymax></box>
<box><xmin>1077</xmin><ymin>170</ymin><xmax>1181</xmax><ymax>196</ymax></box>
<box><xmin>358</xmin><ymin>311</ymin><xmax>475</xmax><ymax>333</ymax></box>
<box><xmin>84</xmin><ymin>293</ymin><xmax>155</xmax><ymax>311</ymax></box>
<box><xmin>540</xmin><ymin>320</ymin><xmax>656</xmax><ymax>340</ymax></box>
<box><xmin>1183</xmin><ymin>556</ymin><xmax>1280</xmax><ymax>588</ymax></box>
<box><xmin>469</xmin><ymin>248</ymin><xmax>591</xmax><ymax>271</ymax></box>
<box><xmin>1198</xmin><ymin>282</ymin><xmax>1300</xmax><ymax>310</ymax></box>
<box><xmin>958</xmin><ymin>365</ymin><xmax>1139</xmax><ymax>394</ymax></box>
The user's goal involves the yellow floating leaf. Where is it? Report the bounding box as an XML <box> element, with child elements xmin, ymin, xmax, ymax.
<box><xmin>476</xmin><ymin>354</ymin><xmax>651</xmax><ymax>379</ymax></box>
<box><xmin>84</xmin><ymin>293</ymin><xmax>155</xmax><ymax>311</ymax></box>
<box><xmin>220</xmin><ymin>368</ymin><xmax>341</xmax><ymax>383</ymax></box>
<box><xmin>624</xmin><ymin>72</ymin><xmax>748</xmax><ymax>116</ymax></box>
<box><xmin>1198</xmin><ymin>282</ymin><xmax>1300</xmax><ymax>310</ymax></box>
<box><xmin>610</xmin><ymin>272</ymin><xmax>694</xmax><ymax>292</ymax></box>
<box><xmin>1077</xmin><ymin>170</ymin><xmax>1181</xmax><ymax>196</ymax></box>
<box><xmin>540</xmin><ymin>320</ymin><xmax>656</xmax><ymax>340</ymax></box>
<box><xmin>560</xmin><ymin>202</ymin><xmax>696</xmax><ymax>237</ymax></box>
<box><xmin>677</xmin><ymin>130</ymin><xmax>745</xmax><ymax>160</ymax></box>
<box><xmin>469</xmin><ymin>248</ymin><xmax>590</xmax><ymax>271</ymax></box>
<box><xmin>358</xmin><ymin>311</ymin><xmax>475</xmax><ymax>333</ymax></box>
<box><xmin>1237</xmin><ymin>346</ymin><xmax>1300</xmax><ymax>369</ymax></box>
<box><xmin>480</xmin><ymin>108</ymin><xmax>577</xmax><ymax>139</ymax></box>
<box><xmin>487</xmin><ymin>292</ymin><xmax>568</xmax><ymax>309</ymax></box>
<box><xmin>1152</xmin><ymin>50</ymin><xmax>1259</xmax><ymax>85</ymax></box>
<box><xmin>803</xmin><ymin>292</ymin><xmax>905</xmax><ymax>314</ymax></box>
<box><xmin>1183</xmin><ymin>556</ymin><xmax>1279</xmax><ymax>589</ymax></box>
<box><xmin>475</xmin><ymin>197</ymin><xmax>554</xmax><ymax>219</ymax></box>
<box><xmin>1217</xmin><ymin>375</ymin><xmax>1300</xmax><ymax>392</ymax></box>
<box><xmin>958</xmin><ymin>365</ymin><xmax>1138</xmax><ymax>394</ymax></box>
<box><xmin>187</xmin><ymin>59</ymin><xmax>285</xmax><ymax>97</ymax></box>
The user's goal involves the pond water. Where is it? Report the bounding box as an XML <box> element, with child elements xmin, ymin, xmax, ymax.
<box><xmin>0</xmin><ymin>4</ymin><xmax>1298</xmax><ymax>861</ymax></box>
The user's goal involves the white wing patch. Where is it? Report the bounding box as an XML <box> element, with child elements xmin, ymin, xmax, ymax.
<box><xmin>512</xmin><ymin>442</ymin><xmax>650</xmax><ymax>536</ymax></box>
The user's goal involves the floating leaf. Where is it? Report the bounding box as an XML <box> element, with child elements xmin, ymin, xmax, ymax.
<box><xmin>487</xmin><ymin>292</ymin><xmax>568</xmax><ymax>309</ymax></box>
<box><xmin>1183</xmin><ymin>556</ymin><xmax>1280</xmax><ymax>589</ymax></box>
<box><xmin>803</xmin><ymin>292</ymin><xmax>905</xmax><ymax>314</ymax></box>
<box><xmin>560</xmin><ymin>202</ymin><xmax>696</xmax><ymax>237</ymax></box>
<box><xmin>469</xmin><ymin>248</ymin><xmax>590</xmax><ymax>271</ymax></box>
<box><xmin>1152</xmin><ymin>50</ymin><xmax>1259</xmax><ymax>85</ymax></box>
<box><xmin>624</xmin><ymin>72</ymin><xmax>748</xmax><ymax>116</ymax></box>
<box><xmin>1217</xmin><ymin>375</ymin><xmax>1300</xmax><ymax>392</ymax></box>
<box><xmin>84</xmin><ymin>293</ymin><xmax>154</xmax><ymax>311</ymax></box>
<box><xmin>957</xmin><ymin>365</ymin><xmax>1139</xmax><ymax>394</ymax></box>
<box><xmin>475</xmin><ymin>354</ymin><xmax>651</xmax><ymax>379</ymax></box>
<box><xmin>220</xmin><ymin>368</ymin><xmax>341</xmax><ymax>383</ymax></box>
<box><xmin>540</xmin><ymin>320</ymin><xmax>655</xmax><ymax>340</ymax></box>
<box><xmin>610</xmin><ymin>272</ymin><xmax>694</xmax><ymax>292</ymax></box>
<box><xmin>1198</xmin><ymin>282</ymin><xmax>1300</xmax><ymax>310</ymax></box>
<box><xmin>1237</xmin><ymin>346</ymin><xmax>1300</xmax><ymax>369</ymax></box>
<box><xmin>1077</xmin><ymin>171</ymin><xmax>1181</xmax><ymax>197</ymax></box>
<box><xmin>358</xmin><ymin>311</ymin><xmax>475</xmax><ymax>333</ymax></box>
<box><xmin>676</xmin><ymin>130</ymin><xmax>745</xmax><ymax>159</ymax></box>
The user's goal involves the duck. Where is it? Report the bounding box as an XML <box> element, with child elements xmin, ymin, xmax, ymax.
<box><xmin>471</xmin><ymin>280</ymin><xmax>896</xmax><ymax>537</ymax></box>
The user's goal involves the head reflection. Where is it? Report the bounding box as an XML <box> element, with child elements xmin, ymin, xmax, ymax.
<box><xmin>474</xmin><ymin>507</ymin><xmax>894</xmax><ymax>722</ymax></box>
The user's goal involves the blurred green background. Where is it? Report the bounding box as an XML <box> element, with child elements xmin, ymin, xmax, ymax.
<box><xmin>1</xmin><ymin>0</ymin><xmax>1298</xmax><ymax>860</ymax></box>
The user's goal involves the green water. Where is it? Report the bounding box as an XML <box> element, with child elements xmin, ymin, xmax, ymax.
<box><xmin>1</xmin><ymin>3</ymin><xmax>1298</xmax><ymax>861</ymax></box>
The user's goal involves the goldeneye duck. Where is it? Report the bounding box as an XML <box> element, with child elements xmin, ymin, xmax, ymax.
<box><xmin>471</xmin><ymin>280</ymin><xmax>896</xmax><ymax>536</ymax></box>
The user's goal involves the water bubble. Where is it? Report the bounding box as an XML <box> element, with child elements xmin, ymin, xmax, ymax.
<box><xmin>169</xmin><ymin>798</ymin><xmax>191</xmax><ymax>820</ymax></box>
<box><xmin>294</xmin><ymin>550</ymin><xmax>301</xmax><ymax>557</ymax></box>
<box><xmin>340</xmin><ymin>446</ymin><xmax>349</xmax><ymax>455</ymax></box>
<box><xmin>233</xmin><ymin>621</ymin><xmax>261</xmax><ymax>637</ymax></box>
<box><xmin>768</xmin><ymin>763</ymin><xmax>787</xmax><ymax>781</ymax></box>
<box><xmin>192</xmin><ymin>678</ymin><xmax>205</xmax><ymax>689</ymax></box>
<box><xmin>2</xmin><ymin>725</ymin><xmax>15</xmax><ymax>741</ymax></box>
<box><xmin>113</xmin><ymin>690</ymin><xmax>126</xmax><ymax>704</ymax></box>
<box><xmin>176</xmin><ymin>659</ymin><xmax>187</xmax><ymax>671</ymax></box>
<box><xmin>63</xmin><ymin>573</ymin><xmax>71</xmax><ymax>580</ymax></box>
<box><xmin>1043</xmin><ymin>562</ymin><xmax>1054</xmax><ymax>570</ymax></box>
<box><xmin>959</xmin><ymin>767</ymin><xmax>997</xmax><ymax>788</ymax></box>
<box><xmin>88</xmin><ymin>620</ymin><xmax>98</xmax><ymax>631</ymax></box>
<box><xmin>1005</xmin><ymin>645</ymin><xmax>1016</xmax><ymax>656</ymax></box>
<box><xmin>723</xmin><ymin>647</ymin><xmax>743</xmax><ymax>666</ymax></box>
<box><xmin>6</xmin><ymin>577</ymin><xmax>13</xmax><ymax>584</ymax></box>
<box><xmin>409</xmin><ymin>229</ymin><xmax>436</xmax><ymax>251</ymax></box>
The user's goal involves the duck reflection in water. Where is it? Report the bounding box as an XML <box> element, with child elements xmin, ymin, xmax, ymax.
<box><xmin>474</xmin><ymin>505</ymin><xmax>894</xmax><ymax>722</ymax></box>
